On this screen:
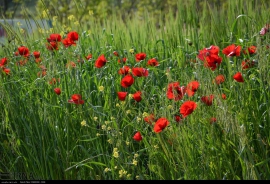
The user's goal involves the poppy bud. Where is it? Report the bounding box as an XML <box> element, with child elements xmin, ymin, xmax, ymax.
<box><xmin>54</xmin><ymin>88</ymin><xmax>61</xmax><ymax>95</ymax></box>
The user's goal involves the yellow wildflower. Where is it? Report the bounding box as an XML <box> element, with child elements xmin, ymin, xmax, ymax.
<box><xmin>68</xmin><ymin>15</ymin><xmax>75</xmax><ymax>21</ymax></box>
<box><xmin>132</xmin><ymin>159</ymin><xmax>138</xmax><ymax>166</ymax></box>
<box><xmin>98</xmin><ymin>86</ymin><xmax>104</xmax><ymax>92</ymax></box>
<box><xmin>89</xmin><ymin>10</ymin><xmax>94</xmax><ymax>15</ymax></box>
<box><xmin>119</xmin><ymin>170</ymin><xmax>127</xmax><ymax>178</ymax></box>
<box><xmin>101</xmin><ymin>125</ymin><xmax>106</xmax><ymax>130</ymax></box>
<box><xmin>143</xmin><ymin>112</ymin><xmax>149</xmax><ymax>117</ymax></box>
<box><xmin>129</xmin><ymin>49</ymin><xmax>134</xmax><ymax>54</ymax></box>
<box><xmin>113</xmin><ymin>148</ymin><xmax>119</xmax><ymax>158</ymax></box>
<box><xmin>80</xmin><ymin>120</ymin><xmax>87</xmax><ymax>126</ymax></box>
<box><xmin>108</xmin><ymin>139</ymin><xmax>113</xmax><ymax>144</ymax></box>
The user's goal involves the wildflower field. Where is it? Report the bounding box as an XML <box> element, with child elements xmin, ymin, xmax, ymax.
<box><xmin>1</xmin><ymin>0</ymin><xmax>270</xmax><ymax>180</ymax></box>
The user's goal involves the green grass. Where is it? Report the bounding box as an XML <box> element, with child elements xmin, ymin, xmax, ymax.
<box><xmin>0</xmin><ymin>0</ymin><xmax>270</xmax><ymax>180</ymax></box>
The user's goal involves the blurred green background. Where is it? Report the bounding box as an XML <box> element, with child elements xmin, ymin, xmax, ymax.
<box><xmin>1</xmin><ymin>0</ymin><xmax>270</xmax><ymax>23</ymax></box>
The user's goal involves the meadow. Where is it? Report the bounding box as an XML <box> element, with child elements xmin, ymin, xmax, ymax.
<box><xmin>0</xmin><ymin>0</ymin><xmax>270</xmax><ymax>180</ymax></box>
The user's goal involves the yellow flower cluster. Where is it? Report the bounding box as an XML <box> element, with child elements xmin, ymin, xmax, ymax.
<box><xmin>143</xmin><ymin>112</ymin><xmax>149</xmax><ymax>117</ymax></box>
<box><xmin>68</xmin><ymin>15</ymin><xmax>75</xmax><ymax>21</ymax></box>
<box><xmin>113</xmin><ymin>148</ymin><xmax>119</xmax><ymax>158</ymax></box>
<box><xmin>133</xmin><ymin>153</ymin><xmax>139</xmax><ymax>166</ymax></box>
<box><xmin>119</xmin><ymin>169</ymin><xmax>127</xmax><ymax>178</ymax></box>
<box><xmin>80</xmin><ymin>120</ymin><xmax>87</xmax><ymax>126</ymax></box>
<box><xmin>129</xmin><ymin>49</ymin><xmax>134</xmax><ymax>54</ymax></box>
<box><xmin>98</xmin><ymin>86</ymin><xmax>104</xmax><ymax>92</ymax></box>
<box><xmin>104</xmin><ymin>167</ymin><xmax>111</xmax><ymax>173</ymax></box>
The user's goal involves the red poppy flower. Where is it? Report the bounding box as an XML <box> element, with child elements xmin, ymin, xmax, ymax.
<box><xmin>201</xmin><ymin>95</ymin><xmax>214</xmax><ymax>106</ymax></box>
<box><xmin>14</xmin><ymin>51</ymin><xmax>19</xmax><ymax>56</ymax></box>
<box><xmin>2</xmin><ymin>67</ymin><xmax>10</xmax><ymax>75</ymax></box>
<box><xmin>133</xmin><ymin>91</ymin><xmax>142</xmax><ymax>102</ymax></box>
<box><xmin>132</xmin><ymin>67</ymin><xmax>149</xmax><ymax>77</ymax></box>
<box><xmin>241</xmin><ymin>59</ymin><xmax>255</xmax><ymax>70</ymax></box>
<box><xmin>215</xmin><ymin>75</ymin><xmax>225</xmax><ymax>85</ymax></box>
<box><xmin>68</xmin><ymin>94</ymin><xmax>84</xmax><ymax>105</ymax></box>
<box><xmin>62</xmin><ymin>37</ymin><xmax>76</xmax><ymax>47</ymax></box>
<box><xmin>243</xmin><ymin>46</ymin><xmax>256</xmax><ymax>55</ymax></box>
<box><xmin>153</xmin><ymin>117</ymin><xmax>170</xmax><ymax>133</ymax></box>
<box><xmin>47</xmin><ymin>33</ymin><xmax>62</xmax><ymax>42</ymax></box>
<box><xmin>118</xmin><ymin>57</ymin><xmax>127</xmax><ymax>64</ymax></box>
<box><xmin>18</xmin><ymin>46</ymin><xmax>30</xmax><ymax>57</ymax></box>
<box><xmin>46</xmin><ymin>41</ymin><xmax>59</xmax><ymax>51</ymax></box>
<box><xmin>85</xmin><ymin>54</ymin><xmax>92</xmax><ymax>60</ymax></box>
<box><xmin>221</xmin><ymin>93</ymin><xmax>226</xmax><ymax>100</ymax></box>
<box><xmin>33</xmin><ymin>51</ymin><xmax>40</xmax><ymax>58</ymax></box>
<box><xmin>174</xmin><ymin>115</ymin><xmax>182</xmax><ymax>123</ymax></box>
<box><xmin>117</xmin><ymin>92</ymin><xmax>128</xmax><ymax>101</ymax></box>
<box><xmin>203</xmin><ymin>54</ymin><xmax>223</xmax><ymax>70</ymax></box>
<box><xmin>113</xmin><ymin>51</ymin><xmax>119</xmax><ymax>57</ymax></box>
<box><xmin>95</xmin><ymin>54</ymin><xmax>107</xmax><ymax>68</ymax></box>
<box><xmin>197</xmin><ymin>45</ymin><xmax>220</xmax><ymax>61</ymax></box>
<box><xmin>186</xmin><ymin>81</ymin><xmax>200</xmax><ymax>97</ymax></box>
<box><xmin>166</xmin><ymin>82</ymin><xmax>186</xmax><ymax>101</ymax></box>
<box><xmin>118</xmin><ymin>66</ymin><xmax>130</xmax><ymax>75</ymax></box>
<box><xmin>144</xmin><ymin>114</ymin><xmax>156</xmax><ymax>125</ymax></box>
<box><xmin>147</xmin><ymin>58</ymin><xmax>159</xmax><ymax>66</ymax></box>
<box><xmin>121</xmin><ymin>74</ymin><xmax>134</xmax><ymax>88</ymax></box>
<box><xmin>197</xmin><ymin>45</ymin><xmax>222</xmax><ymax>70</ymax></box>
<box><xmin>54</xmin><ymin>88</ymin><xmax>61</xmax><ymax>95</ymax></box>
<box><xmin>0</xmin><ymin>57</ymin><xmax>8</xmax><ymax>68</ymax></box>
<box><xmin>180</xmin><ymin>101</ymin><xmax>197</xmax><ymax>118</ymax></box>
<box><xmin>67</xmin><ymin>31</ymin><xmax>79</xmax><ymax>41</ymax></box>
<box><xmin>135</xmin><ymin>52</ymin><xmax>147</xmax><ymax>62</ymax></box>
<box><xmin>233</xmin><ymin>72</ymin><xmax>244</xmax><ymax>82</ymax></box>
<box><xmin>133</xmin><ymin>131</ymin><xmax>143</xmax><ymax>142</ymax></box>
<box><xmin>222</xmin><ymin>44</ymin><xmax>242</xmax><ymax>57</ymax></box>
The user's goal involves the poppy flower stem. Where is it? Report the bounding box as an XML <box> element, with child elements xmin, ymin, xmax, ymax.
<box><xmin>226</xmin><ymin>58</ymin><xmax>234</xmax><ymax>84</ymax></box>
